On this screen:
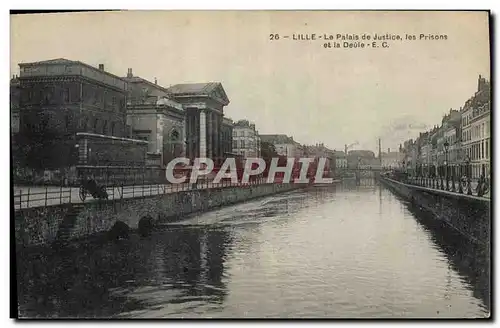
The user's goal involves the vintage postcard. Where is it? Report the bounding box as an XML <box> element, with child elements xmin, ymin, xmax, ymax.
<box><xmin>11</xmin><ymin>10</ymin><xmax>491</xmax><ymax>319</ymax></box>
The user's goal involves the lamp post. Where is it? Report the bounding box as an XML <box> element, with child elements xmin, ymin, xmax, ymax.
<box><xmin>465</xmin><ymin>155</ymin><xmax>472</xmax><ymax>195</ymax></box>
<box><xmin>444</xmin><ymin>141</ymin><xmax>449</xmax><ymax>191</ymax></box>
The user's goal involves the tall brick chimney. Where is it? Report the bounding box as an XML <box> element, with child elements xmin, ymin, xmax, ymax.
<box><xmin>127</xmin><ymin>68</ymin><xmax>133</xmax><ymax>78</ymax></box>
<box><xmin>98</xmin><ymin>64</ymin><xmax>104</xmax><ymax>71</ymax></box>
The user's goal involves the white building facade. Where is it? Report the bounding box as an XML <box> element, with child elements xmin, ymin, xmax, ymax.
<box><xmin>232</xmin><ymin>120</ymin><xmax>261</xmax><ymax>158</ymax></box>
<box><xmin>461</xmin><ymin>75</ymin><xmax>491</xmax><ymax>179</ymax></box>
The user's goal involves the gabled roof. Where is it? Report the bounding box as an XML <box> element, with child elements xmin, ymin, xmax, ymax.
<box><xmin>167</xmin><ymin>82</ymin><xmax>219</xmax><ymax>94</ymax></box>
<box><xmin>166</xmin><ymin>82</ymin><xmax>230</xmax><ymax>106</ymax></box>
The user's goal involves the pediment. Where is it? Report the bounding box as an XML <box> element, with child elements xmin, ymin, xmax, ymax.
<box><xmin>210</xmin><ymin>83</ymin><xmax>230</xmax><ymax>106</ymax></box>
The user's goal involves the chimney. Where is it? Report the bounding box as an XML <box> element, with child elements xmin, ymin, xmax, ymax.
<box><xmin>98</xmin><ymin>64</ymin><xmax>104</xmax><ymax>71</ymax></box>
<box><xmin>127</xmin><ymin>68</ymin><xmax>133</xmax><ymax>78</ymax></box>
<box><xmin>388</xmin><ymin>148</ymin><xmax>390</xmax><ymax>153</ymax></box>
<box><xmin>154</xmin><ymin>77</ymin><xmax>157</xmax><ymax>85</ymax></box>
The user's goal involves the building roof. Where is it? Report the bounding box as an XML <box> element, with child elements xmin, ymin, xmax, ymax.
<box><xmin>348</xmin><ymin>150</ymin><xmax>375</xmax><ymax>158</ymax></box>
<box><xmin>260</xmin><ymin>134</ymin><xmax>296</xmax><ymax>145</ymax></box>
<box><xmin>18</xmin><ymin>58</ymin><xmax>127</xmax><ymax>83</ymax></box>
<box><xmin>167</xmin><ymin>82</ymin><xmax>219</xmax><ymax>94</ymax></box>
<box><xmin>166</xmin><ymin>82</ymin><xmax>230</xmax><ymax>106</ymax></box>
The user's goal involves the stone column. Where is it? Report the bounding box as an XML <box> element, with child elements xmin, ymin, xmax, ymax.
<box><xmin>156</xmin><ymin>115</ymin><xmax>163</xmax><ymax>154</ymax></box>
<box><xmin>216</xmin><ymin>114</ymin><xmax>221</xmax><ymax>163</ymax></box>
<box><xmin>207</xmin><ymin>111</ymin><xmax>213</xmax><ymax>160</ymax></box>
<box><xmin>199</xmin><ymin>109</ymin><xmax>207</xmax><ymax>158</ymax></box>
<box><xmin>182</xmin><ymin>118</ymin><xmax>187</xmax><ymax>157</ymax></box>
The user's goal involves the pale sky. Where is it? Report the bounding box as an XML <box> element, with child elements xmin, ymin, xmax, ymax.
<box><xmin>10</xmin><ymin>11</ymin><xmax>490</xmax><ymax>153</ymax></box>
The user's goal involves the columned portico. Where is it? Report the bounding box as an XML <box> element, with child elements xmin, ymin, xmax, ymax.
<box><xmin>166</xmin><ymin>82</ymin><xmax>230</xmax><ymax>165</ymax></box>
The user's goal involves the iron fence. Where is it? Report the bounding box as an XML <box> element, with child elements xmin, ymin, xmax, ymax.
<box><xmin>13</xmin><ymin>177</ymin><xmax>279</xmax><ymax>210</ymax></box>
<box><xmin>386</xmin><ymin>173</ymin><xmax>490</xmax><ymax>199</ymax></box>
<box><xmin>14</xmin><ymin>186</ymin><xmax>72</xmax><ymax>210</ymax></box>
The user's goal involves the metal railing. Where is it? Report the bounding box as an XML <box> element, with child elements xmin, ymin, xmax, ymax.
<box><xmin>387</xmin><ymin>173</ymin><xmax>490</xmax><ymax>199</ymax></box>
<box><xmin>13</xmin><ymin>177</ymin><xmax>283</xmax><ymax>210</ymax></box>
<box><xmin>14</xmin><ymin>186</ymin><xmax>72</xmax><ymax>210</ymax></box>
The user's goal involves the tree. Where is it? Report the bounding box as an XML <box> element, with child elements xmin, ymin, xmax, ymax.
<box><xmin>260</xmin><ymin>141</ymin><xmax>278</xmax><ymax>160</ymax></box>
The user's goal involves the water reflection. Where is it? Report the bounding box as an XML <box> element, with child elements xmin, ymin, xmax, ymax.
<box><xmin>16</xmin><ymin>181</ymin><xmax>490</xmax><ymax>318</ymax></box>
<box><xmin>17</xmin><ymin>227</ymin><xmax>232</xmax><ymax>318</ymax></box>
<box><xmin>399</xmin><ymin>194</ymin><xmax>490</xmax><ymax>311</ymax></box>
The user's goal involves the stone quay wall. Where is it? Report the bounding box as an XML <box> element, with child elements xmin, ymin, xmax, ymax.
<box><xmin>15</xmin><ymin>183</ymin><xmax>304</xmax><ymax>247</ymax></box>
<box><xmin>379</xmin><ymin>177</ymin><xmax>491</xmax><ymax>247</ymax></box>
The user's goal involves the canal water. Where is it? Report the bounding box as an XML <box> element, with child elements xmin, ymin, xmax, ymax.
<box><xmin>16</xmin><ymin>180</ymin><xmax>490</xmax><ymax>318</ymax></box>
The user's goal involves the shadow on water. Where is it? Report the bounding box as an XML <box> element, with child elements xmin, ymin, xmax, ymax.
<box><xmin>16</xmin><ymin>227</ymin><xmax>232</xmax><ymax>318</ymax></box>
<box><xmin>380</xmin><ymin>185</ymin><xmax>491</xmax><ymax>311</ymax></box>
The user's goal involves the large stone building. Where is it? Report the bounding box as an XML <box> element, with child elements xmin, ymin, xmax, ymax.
<box><xmin>381</xmin><ymin>147</ymin><xmax>404</xmax><ymax>169</ymax></box>
<box><xmin>461</xmin><ymin>75</ymin><xmax>491</xmax><ymax>179</ymax></box>
<box><xmin>399</xmin><ymin>74</ymin><xmax>490</xmax><ymax>181</ymax></box>
<box><xmin>232</xmin><ymin>120</ymin><xmax>261</xmax><ymax>158</ymax></box>
<box><xmin>123</xmin><ymin>69</ymin><xmax>186</xmax><ymax>166</ymax></box>
<box><xmin>333</xmin><ymin>150</ymin><xmax>347</xmax><ymax>168</ymax></box>
<box><xmin>347</xmin><ymin>150</ymin><xmax>376</xmax><ymax>169</ymax></box>
<box><xmin>166</xmin><ymin>82</ymin><xmax>230</xmax><ymax>166</ymax></box>
<box><xmin>10</xmin><ymin>75</ymin><xmax>21</xmax><ymax>134</ymax></box>
<box><xmin>16</xmin><ymin>59</ymin><xmax>130</xmax><ymax>171</ymax></box>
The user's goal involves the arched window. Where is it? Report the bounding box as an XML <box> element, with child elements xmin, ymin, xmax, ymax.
<box><xmin>171</xmin><ymin>129</ymin><xmax>179</xmax><ymax>141</ymax></box>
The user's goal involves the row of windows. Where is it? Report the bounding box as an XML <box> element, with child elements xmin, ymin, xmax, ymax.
<box><xmin>23</xmin><ymin>87</ymin><xmax>71</xmax><ymax>104</ymax></box>
<box><xmin>441</xmin><ymin>134</ymin><xmax>457</xmax><ymax>145</ymax></box>
<box><xmin>464</xmin><ymin>139</ymin><xmax>489</xmax><ymax>161</ymax></box>
<box><xmin>462</xmin><ymin>121</ymin><xmax>489</xmax><ymax>142</ymax></box>
<box><xmin>462</xmin><ymin>114</ymin><xmax>472</xmax><ymax>127</ymax></box>
<box><xmin>233</xmin><ymin>130</ymin><xmax>259</xmax><ymax>138</ymax></box>
<box><xmin>21</xmin><ymin>85</ymin><xmax>125</xmax><ymax>112</ymax></box>
<box><xmin>232</xmin><ymin>139</ymin><xmax>263</xmax><ymax>149</ymax></box>
<box><xmin>82</xmin><ymin>117</ymin><xmax>117</xmax><ymax>136</ymax></box>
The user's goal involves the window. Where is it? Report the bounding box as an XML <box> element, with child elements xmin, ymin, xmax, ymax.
<box><xmin>93</xmin><ymin>118</ymin><xmax>98</xmax><ymax>132</ymax></box>
<box><xmin>486</xmin><ymin>140</ymin><xmax>489</xmax><ymax>159</ymax></box>
<box><xmin>233</xmin><ymin>140</ymin><xmax>237</xmax><ymax>149</ymax></box>
<box><xmin>82</xmin><ymin>117</ymin><xmax>88</xmax><ymax>131</ymax></box>
<box><xmin>481</xmin><ymin>142</ymin><xmax>484</xmax><ymax>159</ymax></box>
<box><xmin>171</xmin><ymin>130</ymin><xmax>179</xmax><ymax>141</ymax></box>
<box><xmin>111</xmin><ymin>122</ymin><xmax>116</xmax><ymax>136</ymax></box>
<box><xmin>63</xmin><ymin>88</ymin><xmax>70</xmax><ymax>102</ymax></box>
<box><xmin>102</xmin><ymin>120</ymin><xmax>108</xmax><ymax>135</ymax></box>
